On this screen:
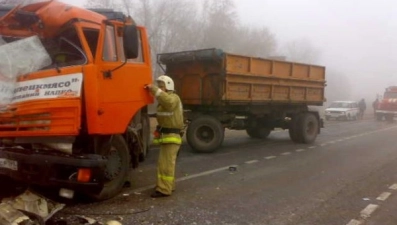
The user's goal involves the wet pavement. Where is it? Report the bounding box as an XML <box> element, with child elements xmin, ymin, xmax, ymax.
<box><xmin>4</xmin><ymin>114</ymin><xmax>397</xmax><ymax>225</ymax></box>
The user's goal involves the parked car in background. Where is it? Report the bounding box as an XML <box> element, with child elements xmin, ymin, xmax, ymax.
<box><xmin>325</xmin><ymin>101</ymin><xmax>359</xmax><ymax>121</ymax></box>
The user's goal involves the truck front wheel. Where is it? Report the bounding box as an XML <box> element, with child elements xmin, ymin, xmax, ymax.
<box><xmin>90</xmin><ymin>135</ymin><xmax>130</xmax><ymax>200</ymax></box>
<box><xmin>139</xmin><ymin>113</ymin><xmax>151</xmax><ymax>162</ymax></box>
<box><xmin>186</xmin><ymin>116</ymin><xmax>224</xmax><ymax>153</ymax></box>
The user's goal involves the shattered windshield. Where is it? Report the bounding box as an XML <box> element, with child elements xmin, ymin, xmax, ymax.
<box><xmin>0</xmin><ymin>27</ymin><xmax>87</xmax><ymax>72</ymax></box>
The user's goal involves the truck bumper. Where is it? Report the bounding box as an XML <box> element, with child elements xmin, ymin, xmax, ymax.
<box><xmin>0</xmin><ymin>147</ymin><xmax>107</xmax><ymax>192</ymax></box>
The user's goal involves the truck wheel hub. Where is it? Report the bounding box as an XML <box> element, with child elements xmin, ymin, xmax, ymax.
<box><xmin>197</xmin><ymin>126</ymin><xmax>214</xmax><ymax>142</ymax></box>
<box><xmin>306</xmin><ymin>121</ymin><xmax>315</xmax><ymax>135</ymax></box>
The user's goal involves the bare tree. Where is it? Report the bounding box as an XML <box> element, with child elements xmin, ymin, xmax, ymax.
<box><xmin>84</xmin><ymin>0</ymin><xmax>278</xmax><ymax>76</ymax></box>
<box><xmin>0</xmin><ymin>0</ymin><xmax>40</xmax><ymax>5</ymax></box>
<box><xmin>127</xmin><ymin>0</ymin><xmax>201</xmax><ymax>75</ymax></box>
<box><xmin>85</xmin><ymin>0</ymin><xmax>115</xmax><ymax>8</ymax></box>
<box><xmin>283</xmin><ymin>38</ymin><xmax>321</xmax><ymax>64</ymax></box>
<box><xmin>200</xmin><ymin>0</ymin><xmax>238</xmax><ymax>50</ymax></box>
<box><xmin>231</xmin><ymin>26</ymin><xmax>277</xmax><ymax>58</ymax></box>
<box><xmin>325</xmin><ymin>69</ymin><xmax>352</xmax><ymax>103</ymax></box>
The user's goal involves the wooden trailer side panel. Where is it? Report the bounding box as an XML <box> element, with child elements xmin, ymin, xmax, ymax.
<box><xmin>223</xmin><ymin>54</ymin><xmax>325</xmax><ymax>105</ymax></box>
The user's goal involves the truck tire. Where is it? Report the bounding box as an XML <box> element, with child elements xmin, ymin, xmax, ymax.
<box><xmin>90</xmin><ymin>135</ymin><xmax>130</xmax><ymax>200</ymax></box>
<box><xmin>246</xmin><ymin>127</ymin><xmax>271</xmax><ymax>139</ymax></box>
<box><xmin>376</xmin><ymin>113</ymin><xmax>383</xmax><ymax>121</ymax></box>
<box><xmin>186</xmin><ymin>116</ymin><xmax>224</xmax><ymax>153</ymax></box>
<box><xmin>289</xmin><ymin>114</ymin><xmax>303</xmax><ymax>143</ymax></box>
<box><xmin>297</xmin><ymin>113</ymin><xmax>319</xmax><ymax>144</ymax></box>
<box><xmin>139</xmin><ymin>113</ymin><xmax>151</xmax><ymax>162</ymax></box>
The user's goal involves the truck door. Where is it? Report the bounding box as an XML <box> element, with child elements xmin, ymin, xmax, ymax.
<box><xmin>94</xmin><ymin>22</ymin><xmax>152</xmax><ymax>134</ymax></box>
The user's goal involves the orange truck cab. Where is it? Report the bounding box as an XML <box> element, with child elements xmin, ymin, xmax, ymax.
<box><xmin>0</xmin><ymin>1</ymin><xmax>153</xmax><ymax>200</ymax></box>
<box><xmin>376</xmin><ymin>86</ymin><xmax>397</xmax><ymax>122</ymax></box>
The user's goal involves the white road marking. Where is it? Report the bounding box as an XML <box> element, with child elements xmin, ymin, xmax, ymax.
<box><xmin>360</xmin><ymin>204</ymin><xmax>379</xmax><ymax>219</ymax></box>
<box><xmin>245</xmin><ymin>160</ymin><xmax>259</xmax><ymax>164</ymax></box>
<box><xmin>328</xmin><ymin>141</ymin><xmax>336</xmax><ymax>144</ymax></box>
<box><xmin>320</xmin><ymin>143</ymin><xmax>327</xmax><ymax>147</ymax></box>
<box><xmin>346</xmin><ymin>219</ymin><xmax>362</xmax><ymax>225</ymax></box>
<box><xmin>177</xmin><ymin>165</ymin><xmax>239</xmax><ymax>181</ymax></box>
<box><xmin>308</xmin><ymin>146</ymin><xmax>316</xmax><ymax>149</ymax></box>
<box><xmin>389</xmin><ymin>184</ymin><xmax>397</xmax><ymax>190</ymax></box>
<box><xmin>265</xmin><ymin>156</ymin><xmax>277</xmax><ymax>160</ymax></box>
<box><xmin>129</xmin><ymin>165</ymin><xmax>235</xmax><ymax>193</ymax></box>
<box><xmin>336</xmin><ymin>139</ymin><xmax>344</xmax><ymax>142</ymax></box>
<box><xmin>345</xmin><ymin>137</ymin><xmax>351</xmax><ymax>140</ymax></box>
<box><xmin>281</xmin><ymin>152</ymin><xmax>291</xmax><ymax>156</ymax></box>
<box><xmin>296</xmin><ymin>149</ymin><xmax>306</xmax><ymax>152</ymax></box>
<box><xmin>376</xmin><ymin>192</ymin><xmax>391</xmax><ymax>201</ymax></box>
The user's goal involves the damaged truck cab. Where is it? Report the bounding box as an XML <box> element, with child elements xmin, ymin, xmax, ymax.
<box><xmin>0</xmin><ymin>1</ymin><xmax>153</xmax><ymax>200</ymax></box>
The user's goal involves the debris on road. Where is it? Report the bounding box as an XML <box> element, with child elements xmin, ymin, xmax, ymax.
<box><xmin>106</xmin><ymin>221</ymin><xmax>122</xmax><ymax>225</ymax></box>
<box><xmin>0</xmin><ymin>189</ymin><xmax>65</xmax><ymax>224</ymax></box>
<box><xmin>0</xmin><ymin>203</ymin><xmax>31</xmax><ymax>225</ymax></box>
<box><xmin>228</xmin><ymin>166</ymin><xmax>237</xmax><ymax>172</ymax></box>
<box><xmin>76</xmin><ymin>215</ymin><xmax>98</xmax><ymax>224</ymax></box>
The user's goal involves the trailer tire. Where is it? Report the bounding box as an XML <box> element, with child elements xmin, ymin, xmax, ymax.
<box><xmin>376</xmin><ymin>114</ymin><xmax>383</xmax><ymax>121</ymax></box>
<box><xmin>289</xmin><ymin>114</ymin><xmax>303</xmax><ymax>143</ymax></box>
<box><xmin>297</xmin><ymin>113</ymin><xmax>319</xmax><ymax>144</ymax></box>
<box><xmin>187</xmin><ymin>116</ymin><xmax>224</xmax><ymax>153</ymax></box>
<box><xmin>89</xmin><ymin>135</ymin><xmax>130</xmax><ymax>201</ymax></box>
<box><xmin>246</xmin><ymin>127</ymin><xmax>271</xmax><ymax>139</ymax></box>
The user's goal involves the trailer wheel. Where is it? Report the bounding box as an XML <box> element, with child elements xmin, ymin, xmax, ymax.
<box><xmin>376</xmin><ymin>113</ymin><xmax>383</xmax><ymax>121</ymax></box>
<box><xmin>246</xmin><ymin>127</ymin><xmax>271</xmax><ymax>139</ymax></box>
<box><xmin>186</xmin><ymin>116</ymin><xmax>224</xmax><ymax>153</ymax></box>
<box><xmin>90</xmin><ymin>135</ymin><xmax>130</xmax><ymax>200</ymax></box>
<box><xmin>289</xmin><ymin>114</ymin><xmax>303</xmax><ymax>143</ymax></box>
<box><xmin>297</xmin><ymin>113</ymin><xmax>319</xmax><ymax>144</ymax></box>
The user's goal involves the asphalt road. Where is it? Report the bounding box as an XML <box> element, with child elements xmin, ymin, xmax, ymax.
<box><xmin>6</xmin><ymin>115</ymin><xmax>397</xmax><ymax>225</ymax></box>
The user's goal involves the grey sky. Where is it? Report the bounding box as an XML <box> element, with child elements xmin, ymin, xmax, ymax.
<box><xmin>236</xmin><ymin>0</ymin><xmax>397</xmax><ymax>101</ymax></box>
<box><xmin>66</xmin><ymin>0</ymin><xmax>396</xmax><ymax>101</ymax></box>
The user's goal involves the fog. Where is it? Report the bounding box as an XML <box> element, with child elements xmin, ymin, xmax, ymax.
<box><xmin>236</xmin><ymin>0</ymin><xmax>397</xmax><ymax>104</ymax></box>
<box><xmin>63</xmin><ymin>0</ymin><xmax>395</xmax><ymax>105</ymax></box>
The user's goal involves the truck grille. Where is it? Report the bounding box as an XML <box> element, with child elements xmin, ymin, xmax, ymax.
<box><xmin>0</xmin><ymin>99</ymin><xmax>81</xmax><ymax>136</ymax></box>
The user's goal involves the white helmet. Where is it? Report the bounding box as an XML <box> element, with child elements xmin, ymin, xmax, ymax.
<box><xmin>156</xmin><ymin>75</ymin><xmax>174</xmax><ymax>91</ymax></box>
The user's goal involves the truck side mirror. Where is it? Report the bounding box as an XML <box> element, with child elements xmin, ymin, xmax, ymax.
<box><xmin>123</xmin><ymin>25</ymin><xmax>139</xmax><ymax>59</ymax></box>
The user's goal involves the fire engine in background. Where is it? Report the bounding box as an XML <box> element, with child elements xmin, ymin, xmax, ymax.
<box><xmin>0</xmin><ymin>1</ymin><xmax>153</xmax><ymax>200</ymax></box>
<box><xmin>376</xmin><ymin>86</ymin><xmax>397</xmax><ymax>122</ymax></box>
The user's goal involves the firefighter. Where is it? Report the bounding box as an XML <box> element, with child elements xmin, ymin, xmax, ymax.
<box><xmin>145</xmin><ymin>75</ymin><xmax>184</xmax><ymax>198</ymax></box>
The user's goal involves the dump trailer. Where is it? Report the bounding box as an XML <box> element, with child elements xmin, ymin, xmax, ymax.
<box><xmin>0</xmin><ymin>1</ymin><xmax>153</xmax><ymax>200</ymax></box>
<box><xmin>158</xmin><ymin>49</ymin><xmax>326</xmax><ymax>153</ymax></box>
